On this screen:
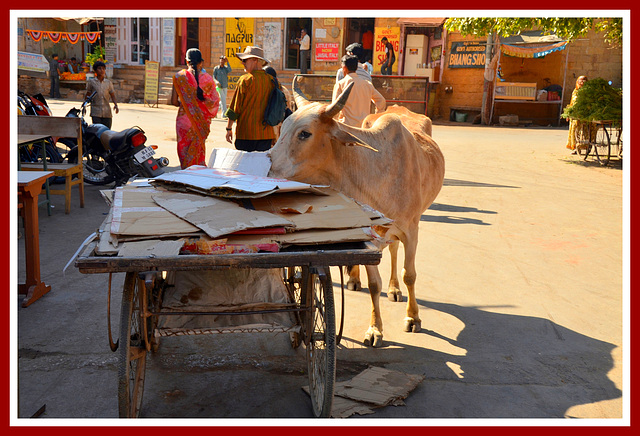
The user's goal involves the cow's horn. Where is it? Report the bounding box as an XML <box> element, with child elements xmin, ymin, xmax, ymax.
<box><xmin>323</xmin><ymin>81</ymin><xmax>354</xmax><ymax>119</ymax></box>
<box><xmin>292</xmin><ymin>75</ymin><xmax>312</xmax><ymax>108</ymax></box>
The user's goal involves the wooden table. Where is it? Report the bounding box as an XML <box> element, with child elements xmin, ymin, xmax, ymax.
<box><xmin>18</xmin><ymin>170</ymin><xmax>54</xmax><ymax>307</ymax></box>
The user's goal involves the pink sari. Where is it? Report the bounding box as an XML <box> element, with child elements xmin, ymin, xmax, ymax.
<box><xmin>173</xmin><ymin>69</ymin><xmax>219</xmax><ymax>168</ymax></box>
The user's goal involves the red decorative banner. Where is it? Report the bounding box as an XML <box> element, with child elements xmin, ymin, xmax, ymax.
<box><xmin>26</xmin><ymin>30</ymin><xmax>101</xmax><ymax>44</ymax></box>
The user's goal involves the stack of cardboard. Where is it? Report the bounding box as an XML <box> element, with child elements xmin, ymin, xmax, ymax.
<box><xmin>96</xmin><ymin>149</ymin><xmax>391</xmax><ymax>258</ymax></box>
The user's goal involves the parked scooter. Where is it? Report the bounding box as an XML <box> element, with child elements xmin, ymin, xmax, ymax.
<box><xmin>65</xmin><ymin>92</ymin><xmax>169</xmax><ymax>186</ymax></box>
<box><xmin>18</xmin><ymin>89</ymin><xmax>53</xmax><ymax>116</ymax></box>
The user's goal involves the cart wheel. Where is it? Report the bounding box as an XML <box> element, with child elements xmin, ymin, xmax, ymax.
<box><xmin>575</xmin><ymin>124</ymin><xmax>590</xmax><ymax>158</ymax></box>
<box><xmin>305</xmin><ymin>267</ymin><xmax>336</xmax><ymax>418</ymax></box>
<box><xmin>593</xmin><ymin>126</ymin><xmax>611</xmax><ymax>166</ymax></box>
<box><xmin>284</xmin><ymin>266</ymin><xmax>307</xmax><ymax>349</ymax></box>
<box><xmin>117</xmin><ymin>272</ymin><xmax>150</xmax><ymax>418</ymax></box>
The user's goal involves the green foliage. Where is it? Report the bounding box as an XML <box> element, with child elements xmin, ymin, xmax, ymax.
<box><xmin>85</xmin><ymin>45</ymin><xmax>106</xmax><ymax>66</ymax></box>
<box><xmin>561</xmin><ymin>78</ymin><xmax>622</xmax><ymax>122</ymax></box>
<box><xmin>444</xmin><ymin>17</ymin><xmax>622</xmax><ymax>47</ymax></box>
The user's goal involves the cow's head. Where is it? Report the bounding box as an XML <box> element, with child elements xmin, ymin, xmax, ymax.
<box><xmin>268</xmin><ymin>77</ymin><xmax>377</xmax><ymax>184</ymax></box>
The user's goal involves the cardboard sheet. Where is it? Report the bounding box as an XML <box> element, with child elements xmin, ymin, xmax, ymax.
<box><xmin>207</xmin><ymin>148</ymin><xmax>271</xmax><ymax>177</ymax></box>
<box><xmin>248</xmin><ymin>188</ymin><xmax>375</xmax><ymax>231</ymax></box>
<box><xmin>151</xmin><ymin>191</ymin><xmax>294</xmax><ymax>239</ymax></box>
<box><xmin>110</xmin><ymin>186</ymin><xmax>201</xmax><ymax>236</ymax></box>
<box><xmin>151</xmin><ymin>165</ymin><xmax>317</xmax><ymax>198</ymax></box>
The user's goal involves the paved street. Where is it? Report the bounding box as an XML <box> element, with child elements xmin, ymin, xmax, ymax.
<box><xmin>14</xmin><ymin>100</ymin><xmax>626</xmax><ymax>423</ymax></box>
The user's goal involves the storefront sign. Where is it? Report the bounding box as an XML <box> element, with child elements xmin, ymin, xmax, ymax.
<box><xmin>104</xmin><ymin>18</ymin><xmax>117</xmax><ymax>63</ymax></box>
<box><xmin>374</xmin><ymin>26</ymin><xmax>400</xmax><ymax>74</ymax></box>
<box><xmin>448</xmin><ymin>41</ymin><xmax>486</xmax><ymax>68</ymax></box>
<box><xmin>144</xmin><ymin>60</ymin><xmax>159</xmax><ymax>107</ymax></box>
<box><xmin>18</xmin><ymin>51</ymin><xmax>49</xmax><ymax>75</ymax></box>
<box><xmin>162</xmin><ymin>18</ymin><xmax>175</xmax><ymax>67</ymax></box>
<box><xmin>225</xmin><ymin>18</ymin><xmax>255</xmax><ymax>70</ymax></box>
<box><xmin>315</xmin><ymin>42</ymin><xmax>339</xmax><ymax>62</ymax></box>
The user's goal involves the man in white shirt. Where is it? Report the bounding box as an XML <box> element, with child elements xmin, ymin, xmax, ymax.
<box><xmin>332</xmin><ymin>55</ymin><xmax>386</xmax><ymax>127</ymax></box>
<box><xmin>299</xmin><ymin>28</ymin><xmax>310</xmax><ymax>74</ymax></box>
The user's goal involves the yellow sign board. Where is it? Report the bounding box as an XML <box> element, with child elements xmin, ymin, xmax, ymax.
<box><xmin>144</xmin><ymin>60</ymin><xmax>160</xmax><ymax>107</ymax></box>
<box><xmin>225</xmin><ymin>18</ymin><xmax>255</xmax><ymax>70</ymax></box>
<box><xmin>374</xmin><ymin>26</ymin><xmax>400</xmax><ymax>74</ymax></box>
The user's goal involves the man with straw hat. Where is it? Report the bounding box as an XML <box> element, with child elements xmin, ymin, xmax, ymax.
<box><xmin>225</xmin><ymin>46</ymin><xmax>276</xmax><ymax>152</ymax></box>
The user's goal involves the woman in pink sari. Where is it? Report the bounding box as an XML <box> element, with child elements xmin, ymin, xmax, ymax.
<box><xmin>171</xmin><ymin>48</ymin><xmax>220</xmax><ymax>169</ymax></box>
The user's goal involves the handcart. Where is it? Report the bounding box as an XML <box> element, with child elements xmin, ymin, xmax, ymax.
<box><xmin>574</xmin><ymin>119</ymin><xmax>623</xmax><ymax>166</ymax></box>
<box><xmin>75</xmin><ymin>234</ymin><xmax>382</xmax><ymax>418</ymax></box>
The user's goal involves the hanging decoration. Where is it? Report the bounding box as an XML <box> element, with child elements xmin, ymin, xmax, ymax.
<box><xmin>500</xmin><ymin>41</ymin><xmax>568</xmax><ymax>59</ymax></box>
<box><xmin>26</xmin><ymin>30</ymin><xmax>101</xmax><ymax>44</ymax></box>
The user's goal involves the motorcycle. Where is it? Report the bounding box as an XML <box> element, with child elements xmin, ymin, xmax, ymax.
<box><xmin>65</xmin><ymin>92</ymin><xmax>169</xmax><ymax>186</ymax></box>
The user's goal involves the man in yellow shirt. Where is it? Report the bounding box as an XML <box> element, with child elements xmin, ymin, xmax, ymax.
<box><xmin>225</xmin><ymin>46</ymin><xmax>276</xmax><ymax>152</ymax></box>
<box><xmin>332</xmin><ymin>55</ymin><xmax>386</xmax><ymax>127</ymax></box>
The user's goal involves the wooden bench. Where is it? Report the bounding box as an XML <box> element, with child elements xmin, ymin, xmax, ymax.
<box><xmin>18</xmin><ymin>115</ymin><xmax>84</xmax><ymax>214</ymax></box>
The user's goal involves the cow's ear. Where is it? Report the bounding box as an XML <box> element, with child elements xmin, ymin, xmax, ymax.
<box><xmin>332</xmin><ymin>128</ymin><xmax>378</xmax><ymax>152</ymax></box>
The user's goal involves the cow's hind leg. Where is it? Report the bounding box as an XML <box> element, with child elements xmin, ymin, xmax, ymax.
<box><xmin>363</xmin><ymin>265</ymin><xmax>384</xmax><ymax>347</ymax></box>
<box><xmin>345</xmin><ymin>265</ymin><xmax>362</xmax><ymax>292</ymax></box>
<box><xmin>386</xmin><ymin>240</ymin><xmax>402</xmax><ymax>302</ymax></box>
<box><xmin>402</xmin><ymin>233</ymin><xmax>421</xmax><ymax>333</ymax></box>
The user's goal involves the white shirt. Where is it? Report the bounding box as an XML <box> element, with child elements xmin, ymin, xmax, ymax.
<box><xmin>332</xmin><ymin>72</ymin><xmax>386</xmax><ymax>127</ymax></box>
<box><xmin>300</xmin><ymin>34</ymin><xmax>310</xmax><ymax>51</ymax></box>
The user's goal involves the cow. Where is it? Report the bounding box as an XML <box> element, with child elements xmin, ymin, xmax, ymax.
<box><xmin>267</xmin><ymin>78</ymin><xmax>445</xmax><ymax>347</ymax></box>
<box><xmin>345</xmin><ymin>105</ymin><xmax>435</xmax><ymax>298</ymax></box>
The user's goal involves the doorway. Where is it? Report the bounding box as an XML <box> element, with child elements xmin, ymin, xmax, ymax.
<box><xmin>345</xmin><ymin>18</ymin><xmax>375</xmax><ymax>63</ymax></box>
<box><xmin>130</xmin><ymin>18</ymin><xmax>150</xmax><ymax>65</ymax></box>
<box><xmin>285</xmin><ymin>18</ymin><xmax>312</xmax><ymax>70</ymax></box>
<box><xmin>177</xmin><ymin>18</ymin><xmax>199</xmax><ymax>65</ymax></box>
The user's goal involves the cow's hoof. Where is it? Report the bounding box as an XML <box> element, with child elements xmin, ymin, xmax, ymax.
<box><xmin>363</xmin><ymin>327</ymin><xmax>383</xmax><ymax>347</ymax></box>
<box><xmin>387</xmin><ymin>289</ymin><xmax>403</xmax><ymax>302</ymax></box>
<box><xmin>404</xmin><ymin>317</ymin><xmax>422</xmax><ymax>333</ymax></box>
<box><xmin>346</xmin><ymin>279</ymin><xmax>362</xmax><ymax>292</ymax></box>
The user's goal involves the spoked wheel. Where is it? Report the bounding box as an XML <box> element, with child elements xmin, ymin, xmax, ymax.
<box><xmin>304</xmin><ymin>266</ymin><xmax>336</xmax><ymax>418</ymax></box>
<box><xmin>118</xmin><ymin>272</ymin><xmax>153</xmax><ymax>418</ymax></box>
<box><xmin>593</xmin><ymin>126</ymin><xmax>611</xmax><ymax>166</ymax></box>
<box><xmin>283</xmin><ymin>266</ymin><xmax>306</xmax><ymax>349</ymax></box>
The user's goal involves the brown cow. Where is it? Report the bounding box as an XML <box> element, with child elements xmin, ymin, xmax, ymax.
<box><xmin>362</xmin><ymin>104</ymin><xmax>433</xmax><ymax>137</ymax></box>
<box><xmin>268</xmin><ymin>79</ymin><xmax>445</xmax><ymax>347</ymax></box>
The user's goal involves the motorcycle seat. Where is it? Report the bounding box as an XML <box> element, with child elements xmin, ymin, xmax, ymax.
<box><xmin>97</xmin><ymin>127</ymin><xmax>145</xmax><ymax>153</ymax></box>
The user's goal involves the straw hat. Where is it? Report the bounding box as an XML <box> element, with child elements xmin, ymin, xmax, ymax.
<box><xmin>236</xmin><ymin>46</ymin><xmax>270</xmax><ymax>65</ymax></box>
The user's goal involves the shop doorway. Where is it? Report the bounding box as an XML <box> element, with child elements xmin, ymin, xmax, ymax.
<box><xmin>177</xmin><ymin>18</ymin><xmax>199</xmax><ymax>65</ymax></box>
<box><xmin>285</xmin><ymin>18</ymin><xmax>312</xmax><ymax>70</ymax></box>
<box><xmin>345</xmin><ymin>18</ymin><xmax>375</xmax><ymax>63</ymax></box>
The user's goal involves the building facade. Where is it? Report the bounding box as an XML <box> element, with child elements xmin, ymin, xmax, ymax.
<box><xmin>17</xmin><ymin>16</ymin><xmax>622</xmax><ymax>124</ymax></box>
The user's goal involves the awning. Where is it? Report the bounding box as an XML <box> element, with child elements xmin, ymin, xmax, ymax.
<box><xmin>26</xmin><ymin>29</ymin><xmax>101</xmax><ymax>44</ymax></box>
<box><xmin>397</xmin><ymin>17</ymin><xmax>446</xmax><ymax>27</ymax></box>
<box><xmin>54</xmin><ymin>17</ymin><xmax>103</xmax><ymax>25</ymax></box>
<box><xmin>501</xmin><ymin>41</ymin><xmax>568</xmax><ymax>58</ymax></box>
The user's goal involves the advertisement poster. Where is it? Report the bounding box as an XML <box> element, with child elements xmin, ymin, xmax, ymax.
<box><xmin>315</xmin><ymin>42</ymin><xmax>340</xmax><ymax>62</ymax></box>
<box><xmin>144</xmin><ymin>60</ymin><xmax>160</xmax><ymax>107</ymax></box>
<box><xmin>225</xmin><ymin>17</ymin><xmax>255</xmax><ymax>70</ymax></box>
<box><xmin>374</xmin><ymin>26</ymin><xmax>400</xmax><ymax>74</ymax></box>
<box><xmin>448</xmin><ymin>41</ymin><xmax>486</xmax><ymax>68</ymax></box>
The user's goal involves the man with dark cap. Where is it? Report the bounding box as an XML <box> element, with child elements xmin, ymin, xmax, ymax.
<box><xmin>335</xmin><ymin>42</ymin><xmax>372</xmax><ymax>83</ymax></box>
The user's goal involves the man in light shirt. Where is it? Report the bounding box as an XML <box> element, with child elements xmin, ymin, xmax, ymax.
<box><xmin>332</xmin><ymin>54</ymin><xmax>386</xmax><ymax>127</ymax></box>
<box><xmin>299</xmin><ymin>28</ymin><xmax>310</xmax><ymax>74</ymax></box>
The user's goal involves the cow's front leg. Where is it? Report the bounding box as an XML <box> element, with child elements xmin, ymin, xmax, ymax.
<box><xmin>386</xmin><ymin>240</ymin><xmax>402</xmax><ymax>302</ymax></box>
<box><xmin>363</xmin><ymin>265</ymin><xmax>383</xmax><ymax>347</ymax></box>
<box><xmin>345</xmin><ymin>265</ymin><xmax>362</xmax><ymax>292</ymax></box>
<box><xmin>401</xmin><ymin>235</ymin><xmax>421</xmax><ymax>333</ymax></box>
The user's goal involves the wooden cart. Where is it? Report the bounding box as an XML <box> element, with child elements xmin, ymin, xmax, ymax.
<box><xmin>574</xmin><ymin>119</ymin><xmax>623</xmax><ymax>166</ymax></box>
<box><xmin>75</xmin><ymin>239</ymin><xmax>382</xmax><ymax>418</ymax></box>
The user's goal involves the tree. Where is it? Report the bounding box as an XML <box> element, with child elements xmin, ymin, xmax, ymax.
<box><xmin>444</xmin><ymin>17</ymin><xmax>622</xmax><ymax>47</ymax></box>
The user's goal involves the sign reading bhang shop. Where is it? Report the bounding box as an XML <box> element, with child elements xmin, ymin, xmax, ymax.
<box><xmin>448</xmin><ymin>41</ymin><xmax>486</xmax><ymax>68</ymax></box>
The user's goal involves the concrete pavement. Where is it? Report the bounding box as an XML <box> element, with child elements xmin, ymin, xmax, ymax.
<box><xmin>14</xmin><ymin>100</ymin><xmax>626</xmax><ymax>423</ymax></box>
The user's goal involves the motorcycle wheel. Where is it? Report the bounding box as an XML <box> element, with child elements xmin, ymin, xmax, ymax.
<box><xmin>83</xmin><ymin>151</ymin><xmax>116</xmax><ymax>185</ymax></box>
<box><xmin>56</xmin><ymin>138</ymin><xmax>78</xmax><ymax>163</ymax></box>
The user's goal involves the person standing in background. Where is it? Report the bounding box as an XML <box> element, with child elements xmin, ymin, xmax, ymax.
<box><xmin>171</xmin><ymin>48</ymin><xmax>220</xmax><ymax>168</ymax></box>
<box><xmin>213</xmin><ymin>55</ymin><xmax>232</xmax><ymax>119</ymax></box>
<box><xmin>332</xmin><ymin>54</ymin><xmax>386</xmax><ymax>127</ymax></box>
<box><xmin>225</xmin><ymin>46</ymin><xmax>276</xmax><ymax>152</ymax></box>
<box><xmin>48</xmin><ymin>53</ymin><xmax>62</xmax><ymax>98</ymax></box>
<box><xmin>85</xmin><ymin>61</ymin><xmax>119</xmax><ymax>128</ymax></box>
<box><xmin>299</xmin><ymin>28</ymin><xmax>310</xmax><ymax>74</ymax></box>
<box><xmin>380</xmin><ymin>37</ymin><xmax>395</xmax><ymax>75</ymax></box>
